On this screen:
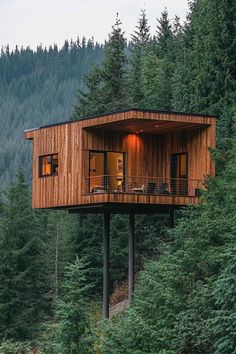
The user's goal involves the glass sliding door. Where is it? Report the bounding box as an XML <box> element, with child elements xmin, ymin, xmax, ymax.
<box><xmin>107</xmin><ymin>152</ymin><xmax>124</xmax><ymax>192</ymax></box>
<box><xmin>89</xmin><ymin>151</ymin><xmax>125</xmax><ymax>193</ymax></box>
<box><xmin>171</xmin><ymin>153</ymin><xmax>188</xmax><ymax>196</ymax></box>
<box><xmin>89</xmin><ymin>152</ymin><xmax>105</xmax><ymax>193</ymax></box>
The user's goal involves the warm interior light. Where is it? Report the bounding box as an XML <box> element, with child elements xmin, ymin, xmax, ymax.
<box><xmin>155</xmin><ymin>125</ymin><xmax>159</xmax><ymax>127</ymax></box>
<box><xmin>125</xmin><ymin>133</ymin><xmax>142</xmax><ymax>153</ymax></box>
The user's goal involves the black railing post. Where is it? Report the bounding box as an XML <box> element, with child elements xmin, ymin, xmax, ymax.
<box><xmin>103</xmin><ymin>212</ymin><xmax>110</xmax><ymax>318</ymax></box>
<box><xmin>128</xmin><ymin>213</ymin><xmax>135</xmax><ymax>305</ymax></box>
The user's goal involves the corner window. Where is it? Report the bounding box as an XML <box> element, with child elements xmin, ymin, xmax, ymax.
<box><xmin>39</xmin><ymin>154</ymin><xmax>58</xmax><ymax>177</ymax></box>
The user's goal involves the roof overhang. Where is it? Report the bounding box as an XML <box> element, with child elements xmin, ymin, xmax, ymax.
<box><xmin>83</xmin><ymin>117</ymin><xmax>210</xmax><ymax>135</ymax></box>
<box><xmin>24</xmin><ymin>108</ymin><xmax>216</xmax><ymax>139</ymax></box>
<box><xmin>81</xmin><ymin>109</ymin><xmax>216</xmax><ymax>135</ymax></box>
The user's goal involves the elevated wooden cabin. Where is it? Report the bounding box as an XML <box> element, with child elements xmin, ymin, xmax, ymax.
<box><xmin>25</xmin><ymin>108</ymin><xmax>216</xmax><ymax>213</ymax></box>
<box><xmin>25</xmin><ymin>108</ymin><xmax>216</xmax><ymax>318</ymax></box>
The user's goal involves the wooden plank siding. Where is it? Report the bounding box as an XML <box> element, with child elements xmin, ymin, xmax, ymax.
<box><xmin>24</xmin><ymin>109</ymin><xmax>216</xmax><ymax>210</ymax></box>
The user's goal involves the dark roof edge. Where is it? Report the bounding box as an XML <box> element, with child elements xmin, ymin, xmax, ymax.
<box><xmin>25</xmin><ymin>107</ymin><xmax>218</xmax><ymax>132</ymax></box>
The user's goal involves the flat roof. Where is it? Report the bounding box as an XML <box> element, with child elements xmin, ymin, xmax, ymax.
<box><xmin>24</xmin><ymin>107</ymin><xmax>217</xmax><ymax>133</ymax></box>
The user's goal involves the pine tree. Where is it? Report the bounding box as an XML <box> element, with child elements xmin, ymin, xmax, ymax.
<box><xmin>131</xmin><ymin>9</ymin><xmax>150</xmax><ymax>46</ymax></box>
<box><xmin>140</xmin><ymin>9</ymin><xmax>174</xmax><ymax>110</ymax></box>
<box><xmin>156</xmin><ymin>8</ymin><xmax>173</xmax><ymax>58</ymax></box>
<box><xmin>56</xmin><ymin>257</ymin><xmax>94</xmax><ymax>354</ymax></box>
<box><xmin>0</xmin><ymin>171</ymin><xmax>48</xmax><ymax>340</ymax></box>
<box><xmin>210</xmin><ymin>258</ymin><xmax>236</xmax><ymax>353</ymax></box>
<box><xmin>43</xmin><ymin>210</ymin><xmax>80</xmax><ymax>306</ymax></box>
<box><xmin>71</xmin><ymin>65</ymin><xmax>105</xmax><ymax>117</ymax></box>
<box><xmin>129</xmin><ymin>9</ymin><xmax>151</xmax><ymax>107</ymax></box>
<box><xmin>177</xmin><ymin>0</ymin><xmax>236</xmax><ymax>145</ymax></box>
<box><xmin>100</xmin><ymin>115</ymin><xmax>236</xmax><ymax>353</ymax></box>
<box><xmin>72</xmin><ymin>13</ymin><xmax>128</xmax><ymax>118</ymax></box>
<box><xmin>140</xmin><ymin>49</ymin><xmax>160</xmax><ymax>108</ymax></box>
<box><xmin>172</xmin><ymin>16</ymin><xmax>191</xmax><ymax>111</ymax></box>
<box><xmin>100</xmin><ymin>13</ymin><xmax>128</xmax><ymax>111</ymax></box>
<box><xmin>156</xmin><ymin>9</ymin><xmax>174</xmax><ymax>110</ymax></box>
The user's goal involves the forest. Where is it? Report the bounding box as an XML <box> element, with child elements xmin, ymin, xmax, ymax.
<box><xmin>0</xmin><ymin>36</ymin><xmax>104</xmax><ymax>190</ymax></box>
<box><xmin>0</xmin><ymin>0</ymin><xmax>236</xmax><ymax>353</ymax></box>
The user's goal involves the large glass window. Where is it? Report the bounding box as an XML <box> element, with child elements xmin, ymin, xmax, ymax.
<box><xmin>89</xmin><ymin>152</ymin><xmax>105</xmax><ymax>193</ymax></box>
<box><xmin>89</xmin><ymin>151</ymin><xmax>124</xmax><ymax>193</ymax></box>
<box><xmin>170</xmin><ymin>153</ymin><xmax>188</xmax><ymax>195</ymax></box>
<box><xmin>39</xmin><ymin>154</ymin><xmax>58</xmax><ymax>177</ymax></box>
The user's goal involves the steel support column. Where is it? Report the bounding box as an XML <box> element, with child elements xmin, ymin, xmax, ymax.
<box><xmin>128</xmin><ymin>213</ymin><xmax>135</xmax><ymax>305</ymax></box>
<box><xmin>103</xmin><ymin>212</ymin><xmax>110</xmax><ymax>318</ymax></box>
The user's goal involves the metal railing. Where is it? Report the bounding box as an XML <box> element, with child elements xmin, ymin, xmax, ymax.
<box><xmin>84</xmin><ymin>175</ymin><xmax>204</xmax><ymax>197</ymax></box>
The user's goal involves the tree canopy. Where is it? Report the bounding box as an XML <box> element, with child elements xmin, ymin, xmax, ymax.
<box><xmin>0</xmin><ymin>1</ymin><xmax>236</xmax><ymax>352</ymax></box>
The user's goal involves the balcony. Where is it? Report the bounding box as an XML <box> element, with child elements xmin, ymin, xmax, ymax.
<box><xmin>84</xmin><ymin>175</ymin><xmax>204</xmax><ymax>197</ymax></box>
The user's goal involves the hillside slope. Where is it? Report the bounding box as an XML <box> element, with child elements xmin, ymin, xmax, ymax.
<box><xmin>0</xmin><ymin>40</ymin><xmax>104</xmax><ymax>189</ymax></box>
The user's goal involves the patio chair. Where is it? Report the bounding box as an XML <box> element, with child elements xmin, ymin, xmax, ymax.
<box><xmin>147</xmin><ymin>182</ymin><xmax>156</xmax><ymax>194</ymax></box>
<box><xmin>159</xmin><ymin>182</ymin><xmax>169</xmax><ymax>195</ymax></box>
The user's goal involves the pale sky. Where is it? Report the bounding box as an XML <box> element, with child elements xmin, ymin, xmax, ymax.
<box><xmin>0</xmin><ymin>0</ymin><xmax>189</xmax><ymax>50</ymax></box>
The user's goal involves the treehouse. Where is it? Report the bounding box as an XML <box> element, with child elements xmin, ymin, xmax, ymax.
<box><xmin>25</xmin><ymin>108</ymin><xmax>216</xmax><ymax>317</ymax></box>
<box><xmin>25</xmin><ymin>108</ymin><xmax>216</xmax><ymax>212</ymax></box>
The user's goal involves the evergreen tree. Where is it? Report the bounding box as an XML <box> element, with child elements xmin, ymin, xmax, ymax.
<box><xmin>0</xmin><ymin>2</ymin><xmax>236</xmax><ymax>350</ymax></box>
<box><xmin>72</xmin><ymin>13</ymin><xmax>128</xmax><ymax>118</ymax></box>
<box><xmin>155</xmin><ymin>9</ymin><xmax>174</xmax><ymax>110</ymax></box>
<box><xmin>102</xmin><ymin>13</ymin><xmax>128</xmax><ymax>111</ymax></box>
<box><xmin>131</xmin><ymin>9</ymin><xmax>150</xmax><ymax>46</ymax></box>
<box><xmin>129</xmin><ymin>9</ymin><xmax>151</xmax><ymax>107</ymax></box>
<box><xmin>140</xmin><ymin>9</ymin><xmax>174</xmax><ymax>110</ymax></box>
<box><xmin>172</xmin><ymin>16</ymin><xmax>184</xmax><ymax>39</ymax></box>
<box><xmin>43</xmin><ymin>210</ymin><xmax>80</xmax><ymax>305</ymax></box>
<box><xmin>0</xmin><ymin>171</ymin><xmax>48</xmax><ymax>340</ymax></box>
<box><xmin>175</xmin><ymin>0</ymin><xmax>236</xmax><ymax>146</ymax></box>
<box><xmin>100</xmin><ymin>116</ymin><xmax>236</xmax><ymax>353</ymax></box>
<box><xmin>71</xmin><ymin>65</ymin><xmax>105</xmax><ymax>117</ymax></box>
<box><xmin>0</xmin><ymin>39</ymin><xmax>104</xmax><ymax>189</ymax></box>
<box><xmin>56</xmin><ymin>257</ymin><xmax>94</xmax><ymax>354</ymax></box>
<box><xmin>171</xmin><ymin>16</ymin><xmax>191</xmax><ymax>112</ymax></box>
<box><xmin>171</xmin><ymin>39</ymin><xmax>191</xmax><ymax>112</ymax></box>
<box><xmin>210</xmin><ymin>258</ymin><xmax>236</xmax><ymax>354</ymax></box>
<box><xmin>156</xmin><ymin>8</ymin><xmax>173</xmax><ymax>58</ymax></box>
<box><xmin>69</xmin><ymin>214</ymin><xmax>103</xmax><ymax>296</ymax></box>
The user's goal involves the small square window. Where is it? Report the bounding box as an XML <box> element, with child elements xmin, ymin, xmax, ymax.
<box><xmin>39</xmin><ymin>154</ymin><xmax>58</xmax><ymax>177</ymax></box>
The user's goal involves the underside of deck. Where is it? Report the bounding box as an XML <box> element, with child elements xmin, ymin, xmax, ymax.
<box><xmin>68</xmin><ymin>203</ymin><xmax>186</xmax><ymax>214</ymax></box>
<box><xmin>80</xmin><ymin>192</ymin><xmax>198</xmax><ymax>206</ymax></box>
<box><xmin>67</xmin><ymin>192</ymin><xmax>198</xmax><ymax>214</ymax></box>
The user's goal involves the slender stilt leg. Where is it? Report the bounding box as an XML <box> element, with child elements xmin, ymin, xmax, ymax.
<box><xmin>128</xmin><ymin>213</ymin><xmax>135</xmax><ymax>305</ymax></box>
<box><xmin>103</xmin><ymin>212</ymin><xmax>110</xmax><ymax>318</ymax></box>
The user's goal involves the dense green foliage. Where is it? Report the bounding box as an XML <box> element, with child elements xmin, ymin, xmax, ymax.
<box><xmin>0</xmin><ymin>0</ymin><xmax>236</xmax><ymax>352</ymax></box>
<box><xmin>0</xmin><ymin>172</ymin><xmax>48</xmax><ymax>340</ymax></box>
<box><xmin>101</xmin><ymin>146</ymin><xmax>236</xmax><ymax>353</ymax></box>
<box><xmin>0</xmin><ymin>340</ymin><xmax>31</xmax><ymax>354</ymax></box>
<box><xmin>127</xmin><ymin>9</ymin><xmax>150</xmax><ymax>107</ymax></box>
<box><xmin>55</xmin><ymin>257</ymin><xmax>94</xmax><ymax>354</ymax></box>
<box><xmin>72</xmin><ymin>14</ymin><xmax>129</xmax><ymax>117</ymax></box>
<box><xmin>97</xmin><ymin>2</ymin><xmax>236</xmax><ymax>353</ymax></box>
<box><xmin>0</xmin><ymin>38</ymin><xmax>104</xmax><ymax>190</ymax></box>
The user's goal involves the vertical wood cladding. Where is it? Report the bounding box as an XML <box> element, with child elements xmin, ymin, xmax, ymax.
<box><xmin>24</xmin><ymin>110</ymin><xmax>216</xmax><ymax>209</ymax></box>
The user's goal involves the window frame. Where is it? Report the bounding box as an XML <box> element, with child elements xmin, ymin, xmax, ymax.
<box><xmin>39</xmin><ymin>154</ymin><xmax>59</xmax><ymax>178</ymax></box>
<box><xmin>88</xmin><ymin>150</ymin><xmax>125</xmax><ymax>193</ymax></box>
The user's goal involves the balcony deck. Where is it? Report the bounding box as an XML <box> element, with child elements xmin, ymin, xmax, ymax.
<box><xmin>68</xmin><ymin>175</ymin><xmax>204</xmax><ymax>213</ymax></box>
